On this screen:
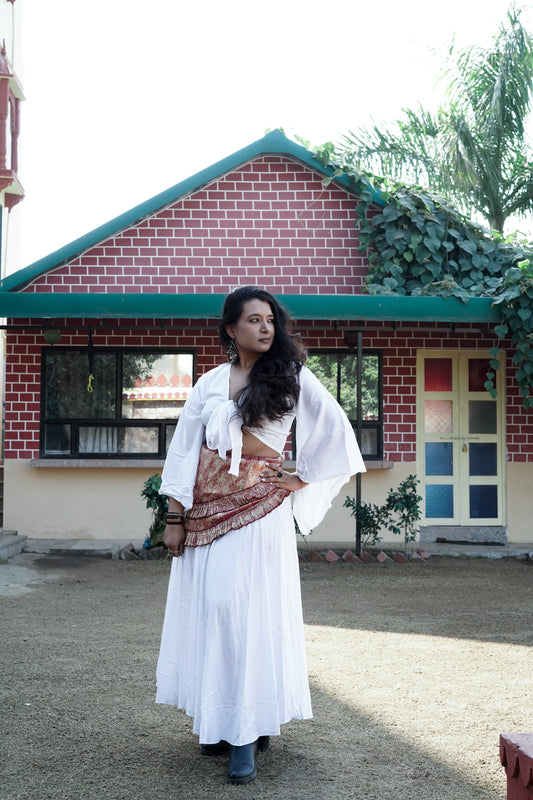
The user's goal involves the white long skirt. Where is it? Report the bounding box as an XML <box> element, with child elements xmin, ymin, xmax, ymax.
<box><xmin>156</xmin><ymin>496</ymin><xmax>313</xmax><ymax>746</ymax></box>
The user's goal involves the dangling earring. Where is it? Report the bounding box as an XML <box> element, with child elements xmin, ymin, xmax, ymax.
<box><xmin>227</xmin><ymin>338</ymin><xmax>238</xmax><ymax>363</ymax></box>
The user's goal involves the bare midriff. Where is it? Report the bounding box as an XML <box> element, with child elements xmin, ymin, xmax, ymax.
<box><xmin>241</xmin><ymin>427</ymin><xmax>280</xmax><ymax>459</ymax></box>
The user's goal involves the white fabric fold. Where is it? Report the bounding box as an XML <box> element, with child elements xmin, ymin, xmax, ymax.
<box><xmin>205</xmin><ymin>399</ymin><xmax>243</xmax><ymax>476</ymax></box>
<box><xmin>292</xmin><ymin>367</ymin><xmax>366</xmax><ymax>534</ymax></box>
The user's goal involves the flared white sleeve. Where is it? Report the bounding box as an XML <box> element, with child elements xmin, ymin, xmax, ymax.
<box><xmin>159</xmin><ymin>362</ymin><xmax>235</xmax><ymax>512</ymax></box>
<box><xmin>159</xmin><ymin>378</ymin><xmax>206</xmax><ymax>511</ymax></box>
<box><xmin>293</xmin><ymin>366</ymin><xmax>366</xmax><ymax>535</ymax></box>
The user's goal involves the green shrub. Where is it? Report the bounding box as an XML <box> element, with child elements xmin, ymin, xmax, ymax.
<box><xmin>140</xmin><ymin>473</ymin><xmax>168</xmax><ymax>548</ymax></box>
<box><xmin>345</xmin><ymin>474</ymin><xmax>422</xmax><ymax>551</ymax></box>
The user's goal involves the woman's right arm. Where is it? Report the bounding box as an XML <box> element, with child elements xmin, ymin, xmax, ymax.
<box><xmin>163</xmin><ymin>497</ymin><xmax>186</xmax><ymax>557</ymax></box>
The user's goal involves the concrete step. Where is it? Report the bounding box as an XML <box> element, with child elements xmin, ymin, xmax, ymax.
<box><xmin>23</xmin><ymin>538</ymin><xmax>144</xmax><ymax>558</ymax></box>
<box><xmin>0</xmin><ymin>531</ymin><xmax>27</xmax><ymax>560</ymax></box>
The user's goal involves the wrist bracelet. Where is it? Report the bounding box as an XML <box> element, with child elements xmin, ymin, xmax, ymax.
<box><xmin>166</xmin><ymin>520</ymin><xmax>184</xmax><ymax>526</ymax></box>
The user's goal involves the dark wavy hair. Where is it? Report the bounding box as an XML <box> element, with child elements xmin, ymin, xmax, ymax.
<box><xmin>218</xmin><ymin>286</ymin><xmax>306</xmax><ymax>428</ymax></box>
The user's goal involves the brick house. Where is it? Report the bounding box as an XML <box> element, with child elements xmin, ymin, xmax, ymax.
<box><xmin>0</xmin><ymin>129</ymin><xmax>528</xmax><ymax>546</ymax></box>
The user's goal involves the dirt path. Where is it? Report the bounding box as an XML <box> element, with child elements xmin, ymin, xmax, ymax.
<box><xmin>1</xmin><ymin>554</ymin><xmax>532</xmax><ymax>799</ymax></box>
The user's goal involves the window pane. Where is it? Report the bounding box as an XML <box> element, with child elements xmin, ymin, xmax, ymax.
<box><xmin>424</xmin><ymin>400</ymin><xmax>453</xmax><ymax>434</ymax></box>
<box><xmin>469</xmin><ymin>485</ymin><xmax>498</xmax><ymax>518</ymax></box>
<box><xmin>307</xmin><ymin>353</ymin><xmax>380</xmax><ymax>421</ymax></box>
<box><xmin>44</xmin><ymin>424</ymin><xmax>71</xmax><ymax>455</ymax></box>
<box><xmin>469</xmin><ymin>443</ymin><xmax>497</xmax><ymax>476</ymax></box>
<box><xmin>165</xmin><ymin>424</ymin><xmax>177</xmax><ymax>454</ymax></box>
<box><xmin>78</xmin><ymin>426</ymin><xmax>159</xmax><ymax>454</ymax></box>
<box><xmin>425</xmin><ymin>484</ymin><xmax>453</xmax><ymax>518</ymax></box>
<box><xmin>469</xmin><ymin>401</ymin><xmax>497</xmax><ymax>434</ymax></box>
<box><xmin>469</xmin><ymin>358</ymin><xmax>495</xmax><ymax>392</ymax></box>
<box><xmin>339</xmin><ymin>356</ymin><xmax>357</xmax><ymax>417</ymax></box>
<box><xmin>424</xmin><ymin>358</ymin><xmax>452</xmax><ymax>391</ymax></box>
<box><xmin>359</xmin><ymin>427</ymin><xmax>378</xmax><ymax>457</ymax></box>
<box><xmin>425</xmin><ymin>442</ymin><xmax>453</xmax><ymax>475</ymax></box>
<box><xmin>306</xmin><ymin>354</ymin><xmax>339</xmax><ymax>400</ymax></box>
<box><xmin>122</xmin><ymin>352</ymin><xmax>193</xmax><ymax>419</ymax></box>
<box><xmin>45</xmin><ymin>351</ymin><xmax>116</xmax><ymax>419</ymax></box>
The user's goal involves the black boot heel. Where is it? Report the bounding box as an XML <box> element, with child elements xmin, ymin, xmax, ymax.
<box><xmin>226</xmin><ymin>741</ymin><xmax>258</xmax><ymax>785</ymax></box>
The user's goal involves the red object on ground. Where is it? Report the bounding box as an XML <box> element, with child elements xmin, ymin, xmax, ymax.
<box><xmin>500</xmin><ymin>733</ymin><xmax>533</xmax><ymax>800</ymax></box>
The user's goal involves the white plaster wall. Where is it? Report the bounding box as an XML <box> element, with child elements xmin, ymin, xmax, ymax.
<box><xmin>7</xmin><ymin>459</ymin><xmax>530</xmax><ymax>545</ymax></box>
<box><xmin>4</xmin><ymin>460</ymin><xmax>154</xmax><ymax>543</ymax></box>
<box><xmin>506</xmin><ymin>462</ymin><xmax>533</xmax><ymax>543</ymax></box>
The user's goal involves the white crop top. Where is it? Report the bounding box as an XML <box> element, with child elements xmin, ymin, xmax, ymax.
<box><xmin>205</xmin><ymin>397</ymin><xmax>295</xmax><ymax>476</ymax></box>
<box><xmin>244</xmin><ymin>415</ymin><xmax>294</xmax><ymax>454</ymax></box>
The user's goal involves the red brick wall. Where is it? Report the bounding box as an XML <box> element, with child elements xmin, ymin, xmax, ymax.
<box><xmin>24</xmin><ymin>157</ymin><xmax>365</xmax><ymax>296</ymax></box>
<box><xmin>5</xmin><ymin>318</ymin><xmax>530</xmax><ymax>463</ymax></box>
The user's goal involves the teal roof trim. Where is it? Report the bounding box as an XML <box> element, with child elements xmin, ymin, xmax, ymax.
<box><xmin>0</xmin><ymin>292</ymin><xmax>500</xmax><ymax>323</ymax></box>
<box><xmin>0</xmin><ymin>130</ymin><xmax>384</xmax><ymax>294</ymax></box>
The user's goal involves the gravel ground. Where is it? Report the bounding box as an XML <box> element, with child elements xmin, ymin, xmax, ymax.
<box><xmin>1</xmin><ymin>552</ymin><xmax>532</xmax><ymax>800</ymax></box>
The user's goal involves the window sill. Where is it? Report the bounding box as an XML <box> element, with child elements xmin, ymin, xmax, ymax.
<box><xmin>284</xmin><ymin>459</ymin><xmax>394</xmax><ymax>471</ymax></box>
<box><xmin>31</xmin><ymin>458</ymin><xmax>395</xmax><ymax>470</ymax></box>
<box><xmin>31</xmin><ymin>458</ymin><xmax>165</xmax><ymax>468</ymax></box>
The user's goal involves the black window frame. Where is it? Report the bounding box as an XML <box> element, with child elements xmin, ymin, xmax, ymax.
<box><xmin>40</xmin><ymin>346</ymin><xmax>196</xmax><ymax>459</ymax></box>
<box><xmin>304</xmin><ymin>349</ymin><xmax>383</xmax><ymax>460</ymax></box>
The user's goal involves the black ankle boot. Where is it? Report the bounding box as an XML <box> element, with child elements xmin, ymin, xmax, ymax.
<box><xmin>200</xmin><ymin>740</ymin><xmax>230</xmax><ymax>756</ymax></box>
<box><xmin>226</xmin><ymin>741</ymin><xmax>258</xmax><ymax>785</ymax></box>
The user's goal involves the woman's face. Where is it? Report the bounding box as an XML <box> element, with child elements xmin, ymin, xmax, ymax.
<box><xmin>226</xmin><ymin>299</ymin><xmax>275</xmax><ymax>362</ymax></box>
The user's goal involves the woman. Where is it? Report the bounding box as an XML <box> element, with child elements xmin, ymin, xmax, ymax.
<box><xmin>156</xmin><ymin>286</ymin><xmax>365</xmax><ymax>785</ymax></box>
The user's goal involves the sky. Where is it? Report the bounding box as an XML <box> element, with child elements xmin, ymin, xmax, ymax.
<box><xmin>13</xmin><ymin>0</ymin><xmax>531</xmax><ymax>271</ymax></box>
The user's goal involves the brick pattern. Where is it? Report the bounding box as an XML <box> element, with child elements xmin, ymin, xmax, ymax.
<box><xmin>5</xmin><ymin>318</ymin><xmax>531</xmax><ymax>463</ymax></box>
<box><xmin>24</xmin><ymin>158</ymin><xmax>365</xmax><ymax>295</ymax></box>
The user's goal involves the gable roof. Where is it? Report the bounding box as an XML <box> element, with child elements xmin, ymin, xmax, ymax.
<box><xmin>0</xmin><ymin>129</ymin><xmax>499</xmax><ymax>324</ymax></box>
<box><xmin>1</xmin><ymin>129</ymin><xmax>380</xmax><ymax>294</ymax></box>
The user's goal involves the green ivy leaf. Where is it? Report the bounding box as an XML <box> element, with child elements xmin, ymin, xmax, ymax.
<box><xmin>459</xmin><ymin>239</ymin><xmax>477</xmax><ymax>255</ymax></box>
<box><xmin>382</xmin><ymin>204</ymin><xmax>403</xmax><ymax>222</ymax></box>
<box><xmin>494</xmin><ymin>324</ymin><xmax>509</xmax><ymax>338</ymax></box>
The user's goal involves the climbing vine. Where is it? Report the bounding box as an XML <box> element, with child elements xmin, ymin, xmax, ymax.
<box><xmin>313</xmin><ymin>145</ymin><xmax>533</xmax><ymax>409</ymax></box>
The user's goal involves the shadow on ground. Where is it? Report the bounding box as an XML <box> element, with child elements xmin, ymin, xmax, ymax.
<box><xmin>1</xmin><ymin>554</ymin><xmax>530</xmax><ymax>800</ymax></box>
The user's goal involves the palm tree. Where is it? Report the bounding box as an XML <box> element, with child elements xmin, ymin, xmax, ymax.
<box><xmin>337</xmin><ymin>6</ymin><xmax>533</xmax><ymax>234</ymax></box>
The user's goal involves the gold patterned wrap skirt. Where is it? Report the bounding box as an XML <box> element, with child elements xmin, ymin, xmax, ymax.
<box><xmin>184</xmin><ymin>444</ymin><xmax>290</xmax><ymax>547</ymax></box>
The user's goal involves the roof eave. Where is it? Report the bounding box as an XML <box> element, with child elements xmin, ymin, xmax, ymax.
<box><xmin>0</xmin><ymin>293</ymin><xmax>500</xmax><ymax>323</ymax></box>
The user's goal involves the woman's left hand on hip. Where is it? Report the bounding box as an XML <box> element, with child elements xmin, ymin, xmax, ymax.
<box><xmin>260</xmin><ymin>469</ymin><xmax>307</xmax><ymax>491</ymax></box>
